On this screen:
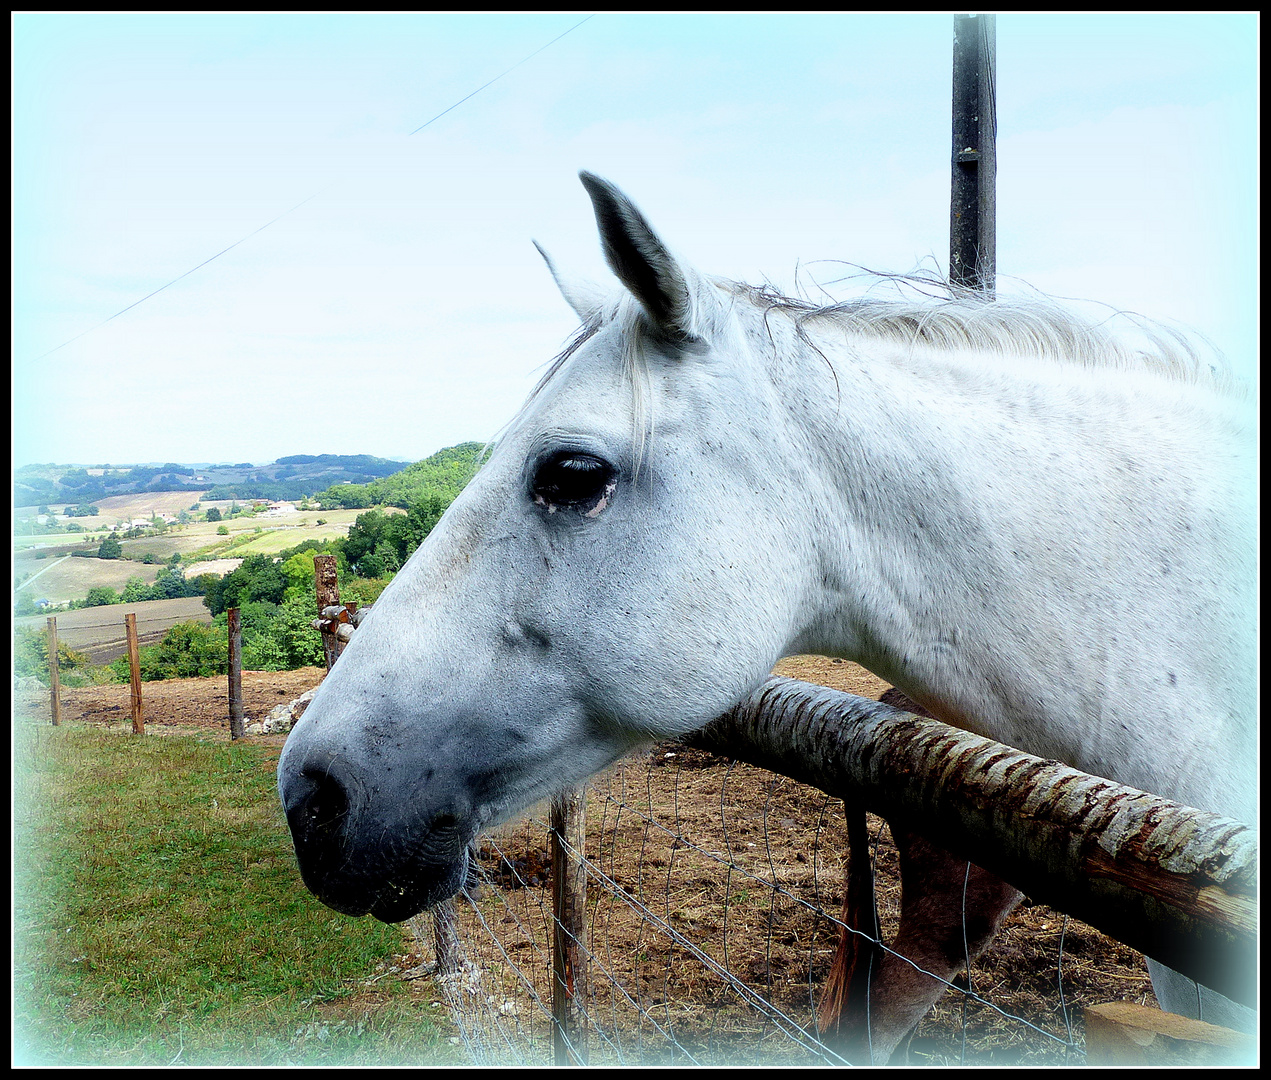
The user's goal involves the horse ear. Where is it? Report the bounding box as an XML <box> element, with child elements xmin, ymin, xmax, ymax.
<box><xmin>533</xmin><ymin>241</ymin><xmax>606</xmax><ymax>324</ymax></box>
<box><xmin>579</xmin><ymin>171</ymin><xmax>698</xmax><ymax>339</ymax></box>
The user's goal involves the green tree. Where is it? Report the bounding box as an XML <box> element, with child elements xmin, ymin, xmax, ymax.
<box><xmin>97</xmin><ymin>534</ymin><xmax>122</xmax><ymax>559</ymax></box>
<box><xmin>205</xmin><ymin>506</ymin><xmax>222</xmax><ymax>522</ymax></box>
<box><xmin>150</xmin><ymin>566</ymin><xmax>200</xmax><ymax>600</ymax></box>
<box><xmin>274</xmin><ymin>593</ymin><xmax>326</xmax><ymax>668</ymax></box>
<box><xmin>121</xmin><ymin>576</ymin><xmax>151</xmax><ymax>603</ymax></box>
<box><xmin>204</xmin><ymin>554</ymin><xmax>288</xmax><ymax>615</ymax></box>
<box><xmin>84</xmin><ymin>586</ymin><xmax>120</xmax><ymax>607</ymax></box>
<box><xmin>14</xmin><ymin>626</ymin><xmax>90</xmax><ymax>680</ymax></box>
<box><xmin>281</xmin><ymin>550</ymin><xmax>317</xmax><ymax>601</ymax></box>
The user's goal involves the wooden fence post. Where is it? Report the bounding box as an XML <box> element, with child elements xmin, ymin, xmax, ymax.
<box><xmin>551</xmin><ymin>786</ymin><xmax>589</xmax><ymax>1065</ymax></box>
<box><xmin>313</xmin><ymin>555</ymin><xmax>340</xmax><ymax>672</ymax></box>
<box><xmin>433</xmin><ymin>897</ymin><xmax>462</xmax><ymax>976</ymax></box>
<box><xmin>124</xmin><ymin>613</ymin><xmax>144</xmax><ymax>735</ymax></box>
<box><xmin>46</xmin><ymin>617</ymin><xmax>61</xmax><ymax>727</ymax></box>
<box><xmin>227</xmin><ymin>606</ymin><xmax>244</xmax><ymax>739</ymax></box>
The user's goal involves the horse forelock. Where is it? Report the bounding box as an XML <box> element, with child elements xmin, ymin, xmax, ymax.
<box><xmin>502</xmin><ymin>294</ymin><xmax>657</xmax><ymax>474</ymax></box>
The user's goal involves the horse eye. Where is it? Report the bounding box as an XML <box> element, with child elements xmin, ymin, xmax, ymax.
<box><xmin>531</xmin><ymin>453</ymin><xmax>616</xmax><ymax>513</ymax></box>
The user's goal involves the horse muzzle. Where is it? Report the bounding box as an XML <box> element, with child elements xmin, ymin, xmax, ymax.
<box><xmin>279</xmin><ymin>752</ymin><xmax>474</xmax><ymax>922</ymax></box>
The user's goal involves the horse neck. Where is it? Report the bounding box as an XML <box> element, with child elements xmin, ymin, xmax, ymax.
<box><xmin>772</xmin><ymin>329</ymin><xmax>1029</xmax><ymax>681</ymax></box>
<box><xmin>762</xmin><ymin>316</ymin><xmax>1252</xmax><ymax>817</ymax></box>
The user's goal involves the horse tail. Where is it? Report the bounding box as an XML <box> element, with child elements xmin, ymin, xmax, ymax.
<box><xmin>817</xmin><ymin>687</ymin><xmax>927</xmax><ymax>1044</ymax></box>
<box><xmin>816</xmin><ymin>795</ymin><xmax>881</xmax><ymax>1039</ymax></box>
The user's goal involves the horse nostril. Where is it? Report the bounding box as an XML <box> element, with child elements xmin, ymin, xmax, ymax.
<box><xmin>297</xmin><ymin>771</ymin><xmax>349</xmax><ymax>839</ymax></box>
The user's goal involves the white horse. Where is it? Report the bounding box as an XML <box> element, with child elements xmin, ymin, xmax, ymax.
<box><xmin>278</xmin><ymin>173</ymin><xmax>1255</xmax><ymax>1053</ymax></box>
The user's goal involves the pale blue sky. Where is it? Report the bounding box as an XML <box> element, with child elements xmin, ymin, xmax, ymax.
<box><xmin>12</xmin><ymin>12</ymin><xmax>1257</xmax><ymax>466</ymax></box>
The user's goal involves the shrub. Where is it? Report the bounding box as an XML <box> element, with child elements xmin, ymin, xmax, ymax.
<box><xmin>110</xmin><ymin>621</ymin><xmax>227</xmax><ymax>682</ymax></box>
<box><xmin>14</xmin><ymin>626</ymin><xmax>91</xmax><ymax>681</ymax></box>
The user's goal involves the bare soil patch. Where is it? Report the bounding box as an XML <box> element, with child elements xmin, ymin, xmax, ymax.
<box><xmin>43</xmin><ymin>667</ymin><xmax>326</xmax><ymax>736</ymax></box>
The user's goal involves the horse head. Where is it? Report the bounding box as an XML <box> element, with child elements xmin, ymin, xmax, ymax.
<box><xmin>277</xmin><ymin>173</ymin><xmax>822</xmax><ymax>921</ymax></box>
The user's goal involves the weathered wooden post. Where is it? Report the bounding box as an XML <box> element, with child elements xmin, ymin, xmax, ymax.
<box><xmin>950</xmin><ymin>12</ymin><xmax>997</xmax><ymax>296</ymax></box>
<box><xmin>433</xmin><ymin>897</ymin><xmax>462</xmax><ymax>976</ymax></box>
<box><xmin>46</xmin><ymin>616</ymin><xmax>62</xmax><ymax>727</ymax></box>
<box><xmin>551</xmin><ymin>786</ymin><xmax>589</xmax><ymax>1065</ymax></box>
<box><xmin>227</xmin><ymin>606</ymin><xmax>244</xmax><ymax>739</ymax></box>
<box><xmin>313</xmin><ymin>555</ymin><xmax>340</xmax><ymax>672</ymax></box>
<box><xmin>124</xmin><ymin>612</ymin><xmax>144</xmax><ymax>735</ymax></box>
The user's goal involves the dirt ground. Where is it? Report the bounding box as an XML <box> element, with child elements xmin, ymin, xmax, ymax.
<box><xmin>27</xmin><ymin>658</ymin><xmax>1168</xmax><ymax>1065</ymax></box>
<box><xmin>37</xmin><ymin>667</ymin><xmax>326</xmax><ymax>734</ymax></box>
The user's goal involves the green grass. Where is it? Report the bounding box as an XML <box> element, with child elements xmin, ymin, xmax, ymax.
<box><xmin>13</xmin><ymin>721</ymin><xmax>460</xmax><ymax>1066</ymax></box>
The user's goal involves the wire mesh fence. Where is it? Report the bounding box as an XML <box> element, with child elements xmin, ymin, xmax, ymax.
<box><xmin>413</xmin><ymin>742</ymin><xmax>1150</xmax><ymax>1067</ymax></box>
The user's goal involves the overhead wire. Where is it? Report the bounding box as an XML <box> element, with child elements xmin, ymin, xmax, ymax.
<box><xmin>30</xmin><ymin>14</ymin><xmax>597</xmax><ymax>362</ymax></box>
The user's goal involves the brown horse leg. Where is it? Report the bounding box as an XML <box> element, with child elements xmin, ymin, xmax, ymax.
<box><xmin>818</xmin><ymin>690</ymin><xmax>1024</xmax><ymax>1064</ymax></box>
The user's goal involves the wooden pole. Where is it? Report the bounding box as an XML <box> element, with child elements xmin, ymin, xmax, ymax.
<box><xmin>433</xmin><ymin>897</ymin><xmax>462</xmax><ymax>976</ymax></box>
<box><xmin>227</xmin><ymin>606</ymin><xmax>244</xmax><ymax>739</ymax></box>
<box><xmin>46</xmin><ymin>617</ymin><xmax>62</xmax><ymax>726</ymax></box>
<box><xmin>686</xmin><ymin>676</ymin><xmax>1257</xmax><ymax>1008</ymax></box>
<box><xmin>950</xmin><ymin>13</ymin><xmax>997</xmax><ymax>295</ymax></box>
<box><xmin>124</xmin><ymin>612</ymin><xmax>144</xmax><ymax>735</ymax></box>
<box><xmin>551</xmin><ymin>787</ymin><xmax>590</xmax><ymax>1066</ymax></box>
<box><xmin>313</xmin><ymin>555</ymin><xmax>340</xmax><ymax>672</ymax></box>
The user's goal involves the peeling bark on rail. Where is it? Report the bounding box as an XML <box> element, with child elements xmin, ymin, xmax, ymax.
<box><xmin>683</xmin><ymin>677</ymin><xmax>1257</xmax><ymax>1009</ymax></box>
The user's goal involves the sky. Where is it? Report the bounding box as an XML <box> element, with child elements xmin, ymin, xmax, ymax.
<box><xmin>12</xmin><ymin>12</ymin><xmax>1258</xmax><ymax>468</ymax></box>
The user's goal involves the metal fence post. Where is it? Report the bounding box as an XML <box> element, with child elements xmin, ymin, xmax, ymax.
<box><xmin>950</xmin><ymin>12</ymin><xmax>997</xmax><ymax>296</ymax></box>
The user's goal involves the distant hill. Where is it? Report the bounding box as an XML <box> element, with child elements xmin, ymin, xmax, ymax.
<box><xmin>14</xmin><ymin>454</ymin><xmax>415</xmax><ymax>508</ymax></box>
<box><xmin>313</xmin><ymin>442</ymin><xmax>486</xmax><ymax>510</ymax></box>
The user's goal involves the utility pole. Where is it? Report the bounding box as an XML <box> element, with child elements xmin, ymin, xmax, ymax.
<box><xmin>950</xmin><ymin>13</ymin><xmax>997</xmax><ymax>296</ymax></box>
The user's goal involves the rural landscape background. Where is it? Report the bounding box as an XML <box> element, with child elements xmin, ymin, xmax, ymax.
<box><xmin>14</xmin><ymin>443</ymin><xmax>482</xmax><ymax>679</ymax></box>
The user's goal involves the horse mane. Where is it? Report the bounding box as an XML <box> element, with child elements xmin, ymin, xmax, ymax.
<box><xmin>724</xmin><ymin>273</ymin><xmax>1245</xmax><ymax>399</ymax></box>
<box><xmin>510</xmin><ymin>271</ymin><xmax>1244</xmax><ymax>452</ymax></box>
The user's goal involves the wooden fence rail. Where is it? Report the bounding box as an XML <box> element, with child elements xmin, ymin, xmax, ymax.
<box><xmin>684</xmin><ymin>676</ymin><xmax>1257</xmax><ymax>1008</ymax></box>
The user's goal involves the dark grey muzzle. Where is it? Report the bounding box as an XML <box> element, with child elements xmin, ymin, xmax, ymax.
<box><xmin>279</xmin><ymin>752</ymin><xmax>472</xmax><ymax>923</ymax></box>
